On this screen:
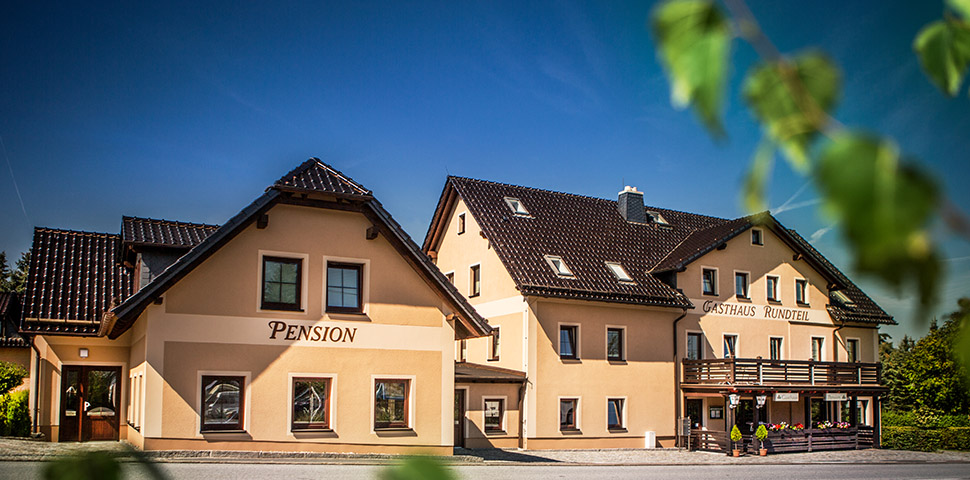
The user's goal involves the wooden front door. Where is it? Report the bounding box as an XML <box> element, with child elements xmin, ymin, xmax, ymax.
<box><xmin>454</xmin><ymin>389</ymin><xmax>465</xmax><ymax>448</ymax></box>
<box><xmin>59</xmin><ymin>366</ymin><xmax>121</xmax><ymax>442</ymax></box>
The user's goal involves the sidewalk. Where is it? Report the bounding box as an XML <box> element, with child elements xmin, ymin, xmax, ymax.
<box><xmin>0</xmin><ymin>437</ymin><xmax>967</xmax><ymax>465</ymax></box>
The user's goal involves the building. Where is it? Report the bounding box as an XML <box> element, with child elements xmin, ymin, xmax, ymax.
<box><xmin>20</xmin><ymin>160</ymin><xmax>490</xmax><ymax>453</ymax></box>
<box><xmin>423</xmin><ymin>178</ymin><xmax>891</xmax><ymax>452</ymax></box>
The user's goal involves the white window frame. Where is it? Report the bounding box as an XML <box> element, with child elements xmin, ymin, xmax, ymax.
<box><xmin>370</xmin><ymin>374</ymin><xmax>416</xmax><ymax>433</ymax></box>
<box><xmin>444</xmin><ymin>270</ymin><xmax>455</xmax><ymax>284</ymax></box>
<box><xmin>482</xmin><ymin>395</ymin><xmax>508</xmax><ymax>434</ymax></box>
<box><xmin>723</xmin><ymin>333</ymin><xmax>739</xmax><ymax>359</ymax></box>
<box><xmin>488</xmin><ymin>325</ymin><xmax>500</xmax><ymax>361</ymax></box>
<box><xmin>197</xmin><ymin>370</ymin><xmax>251</xmax><ymax>436</ymax></box>
<box><xmin>606</xmin><ymin>396</ymin><xmax>627</xmax><ymax>430</ymax></box>
<box><xmin>257</xmin><ymin>250</ymin><xmax>310</xmax><ymax>314</ymax></box>
<box><xmin>457</xmin><ymin>212</ymin><xmax>466</xmax><ymax>235</ymax></box>
<box><xmin>766</xmin><ymin>275</ymin><xmax>780</xmax><ymax>302</ymax></box>
<box><xmin>686</xmin><ymin>330</ymin><xmax>705</xmax><ymax>360</ymax></box>
<box><xmin>769</xmin><ymin>336</ymin><xmax>784</xmax><ymax>360</ymax></box>
<box><xmin>468</xmin><ymin>263</ymin><xmax>481</xmax><ymax>297</ymax></box>
<box><xmin>544</xmin><ymin>255</ymin><xmax>575</xmax><ymax>277</ymax></box>
<box><xmin>558</xmin><ymin>322</ymin><xmax>581</xmax><ymax>360</ymax></box>
<box><xmin>287</xmin><ymin>372</ymin><xmax>337</xmax><ymax>434</ymax></box>
<box><xmin>605</xmin><ymin>325</ymin><xmax>627</xmax><ymax>362</ymax></box>
<box><xmin>558</xmin><ymin>396</ymin><xmax>581</xmax><ymax>431</ymax></box>
<box><xmin>504</xmin><ymin>197</ymin><xmax>531</xmax><ymax>216</ymax></box>
<box><xmin>701</xmin><ymin>266</ymin><xmax>718</xmax><ymax>296</ymax></box>
<box><xmin>811</xmin><ymin>336</ymin><xmax>825</xmax><ymax>361</ymax></box>
<box><xmin>734</xmin><ymin>270</ymin><xmax>751</xmax><ymax>299</ymax></box>
<box><xmin>322</xmin><ymin>255</ymin><xmax>371</xmax><ymax>316</ymax></box>
<box><xmin>751</xmin><ymin>228</ymin><xmax>764</xmax><ymax>246</ymax></box>
<box><xmin>795</xmin><ymin>278</ymin><xmax>809</xmax><ymax>305</ymax></box>
<box><xmin>458</xmin><ymin>339</ymin><xmax>467</xmax><ymax>362</ymax></box>
<box><xmin>845</xmin><ymin>337</ymin><xmax>860</xmax><ymax>363</ymax></box>
<box><xmin>605</xmin><ymin>262</ymin><xmax>634</xmax><ymax>282</ymax></box>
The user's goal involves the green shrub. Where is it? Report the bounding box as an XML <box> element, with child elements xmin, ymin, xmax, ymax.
<box><xmin>941</xmin><ymin>427</ymin><xmax>970</xmax><ymax>451</ymax></box>
<box><xmin>0</xmin><ymin>361</ymin><xmax>27</xmax><ymax>397</ymax></box>
<box><xmin>883</xmin><ymin>426</ymin><xmax>970</xmax><ymax>451</ymax></box>
<box><xmin>883</xmin><ymin>409</ymin><xmax>970</xmax><ymax>428</ymax></box>
<box><xmin>0</xmin><ymin>390</ymin><xmax>30</xmax><ymax>437</ymax></box>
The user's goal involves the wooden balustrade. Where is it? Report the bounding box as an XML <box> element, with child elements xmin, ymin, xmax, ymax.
<box><xmin>682</xmin><ymin>358</ymin><xmax>881</xmax><ymax>387</ymax></box>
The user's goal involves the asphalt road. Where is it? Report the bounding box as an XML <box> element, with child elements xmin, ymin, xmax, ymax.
<box><xmin>3</xmin><ymin>461</ymin><xmax>970</xmax><ymax>480</ymax></box>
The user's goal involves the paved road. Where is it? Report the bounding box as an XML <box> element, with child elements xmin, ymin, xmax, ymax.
<box><xmin>3</xmin><ymin>462</ymin><xmax>970</xmax><ymax>480</ymax></box>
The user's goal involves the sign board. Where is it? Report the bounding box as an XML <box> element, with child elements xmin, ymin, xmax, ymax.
<box><xmin>774</xmin><ymin>393</ymin><xmax>799</xmax><ymax>402</ymax></box>
<box><xmin>825</xmin><ymin>393</ymin><xmax>848</xmax><ymax>402</ymax></box>
<box><xmin>691</xmin><ymin>298</ymin><xmax>825</xmax><ymax>323</ymax></box>
<box><xmin>679</xmin><ymin>417</ymin><xmax>691</xmax><ymax>437</ymax></box>
<box><xmin>709</xmin><ymin>406</ymin><xmax>723</xmax><ymax>419</ymax></box>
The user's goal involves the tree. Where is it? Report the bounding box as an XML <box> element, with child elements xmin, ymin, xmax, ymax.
<box><xmin>0</xmin><ymin>251</ymin><xmax>29</xmax><ymax>293</ymax></box>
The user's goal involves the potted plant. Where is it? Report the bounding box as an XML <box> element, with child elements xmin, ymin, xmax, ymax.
<box><xmin>730</xmin><ymin>424</ymin><xmax>743</xmax><ymax>457</ymax></box>
<box><xmin>755</xmin><ymin>424</ymin><xmax>769</xmax><ymax>456</ymax></box>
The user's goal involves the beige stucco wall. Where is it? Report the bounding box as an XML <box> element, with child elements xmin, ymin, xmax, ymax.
<box><xmin>456</xmin><ymin>382</ymin><xmax>521</xmax><ymax>449</ymax></box>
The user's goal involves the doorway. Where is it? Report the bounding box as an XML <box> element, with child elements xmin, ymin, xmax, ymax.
<box><xmin>685</xmin><ymin>399</ymin><xmax>704</xmax><ymax>429</ymax></box>
<box><xmin>60</xmin><ymin>366</ymin><xmax>122</xmax><ymax>442</ymax></box>
<box><xmin>454</xmin><ymin>389</ymin><xmax>465</xmax><ymax>448</ymax></box>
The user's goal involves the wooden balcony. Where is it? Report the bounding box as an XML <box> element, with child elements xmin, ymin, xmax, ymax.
<box><xmin>682</xmin><ymin>358</ymin><xmax>882</xmax><ymax>390</ymax></box>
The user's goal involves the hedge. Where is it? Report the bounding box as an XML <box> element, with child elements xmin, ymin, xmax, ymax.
<box><xmin>0</xmin><ymin>390</ymin><xmax>30</xmax><ymax>437</ymax></box>
<box><xmin>883</xmin><ymin>426</ymin><xmax>970</xmax><ymax>451</ymax></box>
<box><xmin>883</xmin><ymin>410</ymin><xmax>970</xmax><ymax>428</ymax></box>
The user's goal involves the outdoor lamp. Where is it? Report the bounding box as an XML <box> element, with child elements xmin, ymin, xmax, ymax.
<box><xmin>728</xmin><ymin>394</ymin><xmax>740</xmax><ymax>408</ymax></box>
<box><xmin>756</xmin><ymin>395</ymin><xmax>767</xmax><ymax>408</ymax></box>
<box><xmin>79</xmin><ymin>348</ymin><xmax>89</xmax><ymax>358</ymax></box>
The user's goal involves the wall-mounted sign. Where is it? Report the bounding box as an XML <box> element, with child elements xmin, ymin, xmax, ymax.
<box><xmin>709</xmin><ymin>406</ymin><xmax>723</xmax><ymax>419</ymax></box>
<box><xmin>825</xmin><ymin>393</ymin><xmax>848</xmax><ymax>402</ymax></box>
<box><xmin>268</xmin><ymin>321</ymin><xmax>358</xmax><ymax>343</ymax></box>
<box><xmin>774</xmin><ymin>393</ymin><xmax>799</xmax><ymax>402</ymax></box>
<box><xmin>692</xmin><ymin>298</ymin><xmax>820</xmax><ymax>323</ymax></box>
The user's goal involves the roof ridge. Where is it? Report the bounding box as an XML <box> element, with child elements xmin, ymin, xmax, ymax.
<box><xmin>33</xmin><ymin>226</ymin><xmax>119</xmax><ymax>238</ymax></box>
<box><xmin>273</xmin><ymin>158</ymin><xmax>372</xmax><ymax>195</ymax></box>
<box><xmin>122</xmin><ymin>216</ymin><xmax>220</xmax><ymax>229</ymax></box>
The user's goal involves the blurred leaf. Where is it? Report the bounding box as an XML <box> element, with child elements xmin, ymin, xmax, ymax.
<box><xmin>815</xmin><ymin>132</ymin><xmax>942</xmax><ymax>309</ymax></box>
<box><xmin>742</xmin><ymin>51</ymin><xmax>841</xmax><ymax>171</ymax></box>
<box><xmin>43</xmin><ymin>452</ymin><xmax>122</xmax><ymax>480</ymax></box>
<box><xmin>949</xmin><ymin>0</ymin><xmax>970</xmax><ymax>20</ymax></box>
<box><xmin>381</xmin><ymin>456</ymin><xmax>456</xmax><ymax>480</ymax></box>
<box><xmin>741</xmin><ymin>138</ymin><xmax>775</xmax><ymax>213</ymax></box>
<box><xmin>651</xmin><ymin>0</ymin><xmax>732</xmax><ymax>137</ymax></box>
<box><xmin>913</xmin><ymin>18</ymin><xmax>970</xmax><ymax>97</ymax></box>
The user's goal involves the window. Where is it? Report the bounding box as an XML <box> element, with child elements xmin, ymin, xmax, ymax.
<box><xmin>831</xmin><ymin>290</ymin><xmax>855</xmax><ymax>308</ymax></box>
<box><xmin>751</xmin><ymin>229</ymin><xmax>764</xmax><ymax>246</ymax></box>
<box><xmin>457</xmin><ymin>213</ymin><xmax>466</xmax><ymax>234</ymax></box>
<box><xmin>795</xmin><ymin>279</ymin><xmax>808</xmax><ymax>305</ymax></box>
<box><xmin>292</xmin><ymin>378</ymin><xmax>330</xmax><ymax>430</ymax></box>
<box><xmin>489</xmin><ymin>327</ymin><xmax>500</xmax><ymax>361</ymax></box>
<box><xmin>559</xmin><ymin>325</ymin><xmax>578</xmax><ymax>359</ymax></box>
<box><xmin>687</xmin><ymin>332</ymin><xmax>703</xmax><ymax>360</ymax></box>
<box><xmin>766</xmin><ymin>275</ymin><xmax>779</xmax><ymax>302</ymax></box>
<box><xmin>484</xmin><ymin>398</ymin><xmax>505</xmax><ymax>433</ymax></box>
<box><xmin>545</xmin><ymin>255</ymin><xmax>574</xmax><ymax>277</ymax></box>
<box><xmin>469</xmin><ymin>265</ymin><xmax>481</xmax><ymax>297</ymax></box>
<box><xmin>605</xmin><ymin>262</ymin><xmax>633</xmax><ymax>282</ymax></box>
<box><xmin>504</xmin><ymin>197</ymin><xmax>530</xmax><ymax>216</ymax></box>
<box><xmin>723</xmin><ymin>334</ymin><xmax>737</xmax><ymax>358</ymax></box>
<box><xmin>262</xmin><ymin>257</ymin><xmax>302</xmax><ymax>311</ymax></box>
<box><xmin>847</xmin><ymin>339</ymin><xmax>859</xmax><ymax>363</ymax></box>
<box><xmin>647</xmin><ymin>211</ymin><xmax>669</xmax><ymax>225</ymax></box>
<box><xmin>607</xmin><ymin>327</ymin><xmax>624</xmax><ymax>361</ymax></box>
<box><xmin>201</xmin><ymin>375</ymin><xmax>245</xmax><ymax>432</ymax></box>
<box><xmin>770</xmin><ymin>337</ymin><xmax>783</xmax><ymax>360</ymax></box>
<box><xmin>607</xmin><ymin>398</ymin><xmax>624</xmax><ymax>429</ymax></box>
<box><xmin>458</xmin><ymin>339</ymin><xmax>467</xmax><ymax>362</ymax></box>
<box><xmin>326</xmin><ymin>262</ymin><xmax>362</xmax><ymax>313</ymax></box>
<box><xmin>811</xmin><ymin>337</ymin><xmax>824</xmax><ymax>361</ymax></box>
<box><xmin>702</xmin><ymin>268</ymin><xmax>717</xmax><ymax>296</ymax></box>
<box><xmin>560</xmin><ymin>399</ymin><xmax>578</xmax><ymax>430</ymax></box>
<box><xmin>374</xmin><ymin>379</ymin><xmax>409</xmax><ymax>429</ymax></box>
<box><xmin>735</xmin><ymin>272</ymin><xmax>749</xmax><ymax>299</ymax></box>
<box><xmin>445</xmin><ymin>272</ymin><xmax>454</xmax><ymax>284</ymax></box>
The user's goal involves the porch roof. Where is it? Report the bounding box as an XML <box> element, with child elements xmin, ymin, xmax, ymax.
<box><xmin>455</xmin><ymin>362</ymin><xmax>526</xmax><ymax>384</ymax></box>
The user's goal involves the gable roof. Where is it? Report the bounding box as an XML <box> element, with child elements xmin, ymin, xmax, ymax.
<box><xmin>0</xmin><ymin>292</ymin><xmax>28</xmax><ymax>347</ymax></box>
<box><xmin>22</xmin><ymin>228</ymin><xmax>133</xmax><ymax>335</ymax></box>
<box><xmin>101</xmin><ymin>159</ymin><xmax>490</xmax><ymax>339</ymax></box>
<box><xmin>424</xmin><ymin>176</ymin><xmax>893</xmax><ymax>325</ymax></box>
<box><xmin>122</xmin><ymin>216</ymin><xmax>220</xmax><ymax>249</ymax></box>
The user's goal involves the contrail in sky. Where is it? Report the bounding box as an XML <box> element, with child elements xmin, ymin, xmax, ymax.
<box><xmin>1</xmin><ymin>134</ymin><xmax>30</xmax><ymax>227</ymax></box>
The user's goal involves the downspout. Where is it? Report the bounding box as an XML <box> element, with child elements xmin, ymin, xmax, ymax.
<box><xmin>29</xmin><ymin>335</ymin><xmax>41</xmax><ymax>437</ymax></box>
<box><xmin>518</xmin><ymin>380</ymin><xmax>527</xmax><ymax>450</ymax></box>
<box><xmin>672</xmin><ymin>308</ymin><xmax>688</xmax><ymax>448</ymax></box>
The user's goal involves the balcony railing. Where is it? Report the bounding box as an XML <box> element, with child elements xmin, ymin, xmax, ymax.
<box><xmin>682</xmin><ymin>357</ymin><xmax>881</xmax><ymax>387</ymax></box>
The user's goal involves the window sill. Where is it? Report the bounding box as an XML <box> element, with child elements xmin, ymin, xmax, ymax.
<box><xmin>291</xmin><ymin>428</ymin><xmax>333</xmax><ymax>433</ymax></box>
<box><xmin>560</xmin><ymin>357</ymin><xmax>581</xmax><ymax>364</ymax></box>
<box><xmin>484</xmin><ymin>429</ymin><xmax>506</xmax><ymax>436</ymax></box>
<box><xmin>608</xmin><ymin>427</ymin><xmax>628</xmax><ymax>433</ymax></box>
<box><xmin>767</xmin><ymin>299</ymin><xmax>782</xmax><ymax>305</ymax></box>
<box><xmin>260</xmin><ymin>307</ymin><xmax>305</xmax><ymax>313</ymax></box>
<box><xmin>200</xmin><ymin>429</ymin><xmax>248</xmax><ymax>434</ymax></box>
<box><xmin>469</xmin><ymin>294</ymin><xmax>480</xmax><ymax>298</ymax></box>
<box><xmin>607</xmin><ymin>359</ymin><xmax>627</xmax><ymax>365</ymax></box>
<box><xmin>796</xmin><ymin>302</ymin><xmax>811</xmax><ymax>308</ymax></box>
<box><xmin>326</xmin><ymin>309</ymin><xmax>364</xmax><ymax>315</ymax></box>
<box><xmin>375</xmin><ymin>428</ymin><xmax>417</xmax><ymax>437</ymax></box>
<box><xmin>702</xmin><ymin>292</ymin><xmax>718</xmax><ymax>297</ymax></box>
<box><xmin>559</xmin><ymin>428</ymin><xmax>582</xmax><ymax>435</ymax></box>
<box><xmin>487</xmin><ymin>358</ymin><xmax>499</xmax><ymax>362</ymax></box>
<box><xmin>736</xmin><ymin>296</ymin><xmax>751</xmax><ymax>302</ymax></box>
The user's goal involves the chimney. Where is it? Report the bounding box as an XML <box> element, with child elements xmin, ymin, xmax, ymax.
<box><xmin>617</xmin><ymin>186</ymin><xmax>647</xmax><ymax>223</ymax></box>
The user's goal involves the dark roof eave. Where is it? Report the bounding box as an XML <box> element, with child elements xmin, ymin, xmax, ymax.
<box><xmin>520</xmin><ymin>285</ymin><xmax>693</xmax><ymax>309</ymax></box>
<box><xmin>270</xmin><ymin>184</ymin><xmax>374</xmax><ymax>201</ymax></box>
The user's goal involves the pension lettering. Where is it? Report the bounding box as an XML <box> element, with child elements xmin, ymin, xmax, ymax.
<box><xmin>267</xmin><ymin>321</ymin><xmax>357</xmax><ymax>343</ymax></box>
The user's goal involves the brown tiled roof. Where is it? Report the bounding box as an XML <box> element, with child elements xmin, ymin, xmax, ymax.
<box><xmin>122</xmin><ymin>216</ymin><xmax>219</xmax><ymax>249</ymax></box>
<box><xmin>22</xmin><ymin>228</ymin><xmax>132</xmax><ymax>335</ymax></box>
<box><xmin>0</xmin><ymin>292</ymin><xmax>28</xmax><ymax>347</ymax></box>
<box><xmin>455</xmin><ymin>362</ymin><xmax>526</xmax><ymax>383</ymax></box>
<box><xmin>434</xmin><ymin>177</ymin><xmax>727</xmax><ymax>308</ymax></box>
<box><xmin>273</xmin><ymin>158</ymin><xmax>372</xmax><ymax>197</ymax></box>
<box><xmin>651</xmin><ymin>217</ymin><xmax>753</xmax><ymax>272</ymax></box>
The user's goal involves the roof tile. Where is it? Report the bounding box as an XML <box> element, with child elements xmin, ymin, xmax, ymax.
<box><xmin>122</xmin><ymin>216</ymin><xmax>219</xmax><ymax>249</ymax></box>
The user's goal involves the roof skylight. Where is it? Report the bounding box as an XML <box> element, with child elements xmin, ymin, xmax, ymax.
<box><xmin>544</xmin><ymin>255</ymin><xmax>574</xmax><ymax>277</ymax></box>
<box><xmin>605</xmin><ymin>262</ymin><xmax>633</xmax><ymax>282</ymax></box>
<box><xmin>647</xmin><ymin>211</ymin><xmax>669</xmax><ymax>225</ymax></box>
<box><xmin>830</xmin><ymin>290</ymin><xmax>856</xmax><ymax>308</ymax></box>
<box><xmin>504</xmin><ymin>197</ymin><xmax>530</xmax><ymax>216</ymax></box>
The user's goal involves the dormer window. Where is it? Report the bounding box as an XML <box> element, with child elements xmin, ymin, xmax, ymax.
<box><xmin>544</xmin><ymin>255</ymin><xmax>574</xmax><ymax>277</ymax></box>
<box><xmin>647</xmin><ymin>211</ymin><xmax>669</xmax><ymax>225</ymax></box>
<box><xmin>830</xmin><ymin>290</ymin><xmax>855</xmax><ymax>308</ymax></box>
<box><xmin>605</xmin><ymin>262</ymin><xmax>633</xmax><ymax>282</ymax></box>
<box><xmin>504</xmin><ymin>197</ymin><xmax>530</xmax><ymax>216</ymax></box>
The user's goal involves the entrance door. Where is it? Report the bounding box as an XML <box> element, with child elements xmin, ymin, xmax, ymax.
<box><xmin>59</xmin><ymin>366</ymin><xmax>121</xmax><ymax>442</ymax></box>
<box><xmin>685</xmin><ymin>399</ymin><xmax>704</xmax><ymax>429</ymax></box>
<box><xmin>454</xmin><ymin>389</ymin><xmax>465</xmax><ymax>448</ymax></box>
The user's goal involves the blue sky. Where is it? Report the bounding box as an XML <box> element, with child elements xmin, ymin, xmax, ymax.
<box><xmin>2</xmin><ymin>1</ymin><xmax>968</xmax><ymax>342</ymax></box>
